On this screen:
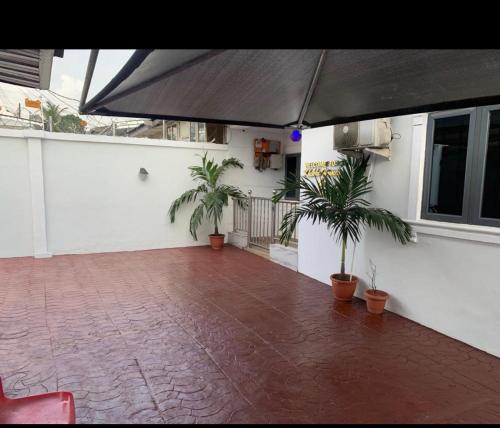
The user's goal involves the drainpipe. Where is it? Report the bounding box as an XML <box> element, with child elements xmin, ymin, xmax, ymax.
<box><xmin>247</xmin><ymin>190</ymin><xmax>252</xmax><ymax>248</ymax></box>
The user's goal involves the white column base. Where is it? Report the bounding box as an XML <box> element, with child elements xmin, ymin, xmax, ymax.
<box><xmin>228</xmin><ymin>231</ymin><xmax>248</xmax><ymax>249</ymax></box>
<box><xmin>34</xmin><ymin>252</ymin><xmax>53</xmax><ymax>258</ymax></box>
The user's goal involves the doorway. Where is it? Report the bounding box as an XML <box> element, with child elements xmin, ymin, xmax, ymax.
<box><xmin>285</xmin><ymin>153</ymin><xmax>301</xmax><ymax>200</ymax></box>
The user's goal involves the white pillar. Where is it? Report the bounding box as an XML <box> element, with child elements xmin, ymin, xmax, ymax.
<box><xmin>407</xmin><ymin>114</ymin><xmax>428</xmax><ymax>221</ymax></box>
<box><xmin>27</xmin><ymin>137</ymin><xmax>51</xmax><ymax>258</ymax></box>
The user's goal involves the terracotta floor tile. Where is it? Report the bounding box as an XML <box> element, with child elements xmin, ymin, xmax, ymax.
<box><xmin>0</xmin><ymin>246</ymin><xmax>498</xmax><ymax>423</ymax></box>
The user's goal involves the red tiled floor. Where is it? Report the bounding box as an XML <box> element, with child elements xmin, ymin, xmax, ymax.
<box><xmin>0</xmin><ymin>246</ymin><xmax>499</xmax><ymax>423</ymax></box>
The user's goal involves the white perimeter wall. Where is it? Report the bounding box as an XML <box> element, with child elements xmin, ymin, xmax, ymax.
<box><xmin>298</xmin><ymin>116</ymin><xmax>500</xmax><ymax>357</ymax></box>
<box><xmin>0</xmin><ymin>126</ymin><xmax>296</xmax><ymax>257</ymax></box>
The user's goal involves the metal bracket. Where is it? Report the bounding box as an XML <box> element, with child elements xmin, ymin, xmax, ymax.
<box><xmin>79</xmin><ymin>50</ymin><xmax>99</xmax><ymax>113</ymax></box>
<box><xmin>297</xmin><ymin>50</ymin><xmax>327</xmax><ymax>128</ymax></box>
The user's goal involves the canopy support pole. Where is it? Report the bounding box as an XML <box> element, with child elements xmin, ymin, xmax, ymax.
<box><xmin>297</xmin><ymin>49</ymin><xmax>327</xmax><ymax>129</ymax></box>
<box><xmin>79</xmin><ymin>50</ymin><xmax>99</xmax><ymax>113</ymax></box>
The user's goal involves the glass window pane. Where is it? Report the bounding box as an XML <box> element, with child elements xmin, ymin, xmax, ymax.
<box><xmin>481</xmin><ymin>110</ymin><xmax>500</xmax><ymax>219</ymax></box>
<box><xmin>428</xmin><ymin>115</ymin><xmax>470</xmax><ymax>216</ymax></box>
<box><xmin>190</xmin><ymin>122</ymin><xmax>197</xmax><ymax>141</ymax></box>
<box><xmin>198</xmin><ymin>123</ymin><xmax>206</xmax><ymax>142</ymax></box>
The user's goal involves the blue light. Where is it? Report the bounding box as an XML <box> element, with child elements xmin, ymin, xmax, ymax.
<box><xmin>290</xmin><ymin>129</ymin><xmax>302</xmax><ymax>142</ymax></box>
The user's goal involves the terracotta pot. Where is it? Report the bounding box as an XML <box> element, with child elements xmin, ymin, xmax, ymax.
<box><xmin>364</xmin><ymin>289</ymin><xmax>389</xmax><ymax>314</ymax></box>
<box><xmin>330</xmin><ymin>274</ymin><xmax>358</xmax><ymax>301</ymax></box>
<box><xmin>209</xmin><ymin>234</ymin><xmax>225</xmax><ymax>250</ymax></box>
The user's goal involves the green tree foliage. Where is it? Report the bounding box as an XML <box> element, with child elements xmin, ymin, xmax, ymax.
<box><xmin>42</xmin><ymin>102</ymin><xmax>85</xmax><ymax>133</ymax></box>
<box><xmin>42</xmin><ymin>101</ymin><xmax>65</xmax><ymax>131</ymax></box>
<box><xmin>59</xmin><ymin>114</ymin><xmax>85</xmax><ymax>134</ymax></box>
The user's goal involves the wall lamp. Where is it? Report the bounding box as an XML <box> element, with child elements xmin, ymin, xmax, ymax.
<box><xmin>139</xmin><ymin>167</ymin><xmax>149</xmax><ymax>180</ymax></box>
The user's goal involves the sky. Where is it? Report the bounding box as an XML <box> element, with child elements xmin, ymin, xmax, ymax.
<box><xmin>50</xmin><ymin>49</ymin><xmax>135</xmax><ymax>101</ymax></box>
<box><xmin>0</xmin><ymin>49</ymin><xmax>136</xmax><ymax>128</ymax></box>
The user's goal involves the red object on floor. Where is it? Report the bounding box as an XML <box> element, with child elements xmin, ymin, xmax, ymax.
<box><xmin>0</xmin><ymin>378</ymin><xmax>75</xmax><ymax>424</ymax></box>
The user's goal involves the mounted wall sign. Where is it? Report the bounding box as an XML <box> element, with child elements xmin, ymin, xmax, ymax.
<box><xmin>304</xmin><ymin>160</ymin><xmax>339</xmax><ymax>177</ymax></box>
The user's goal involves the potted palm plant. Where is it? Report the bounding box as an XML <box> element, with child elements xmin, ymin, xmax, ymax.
<box><xmin>169</xmin><ymin>152</ymin><xmax>247</xmax><ymax>250</ymax></box>
<box><xmin>273</xmin><ymin>153</ymin><xmax>411</xmax><ymax>301</ymax></box>
<box><xmin>365</xmin><ymin>259</ymin><xmax>389</xmax><ymax>314</ymax></box>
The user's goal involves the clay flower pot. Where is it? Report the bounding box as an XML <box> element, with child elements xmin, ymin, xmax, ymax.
<box><xmin>364</xmin><ymin>289</ymin><xmax>389</xmax><ymax>314</ymax></box>
<box><xmin>330</xmin><ymin>274</ymin><xmax>359</xmax><ymax>301</ymax></box>
<box><xmin>209</xmin><ymin>234</ymin><xmax>225</xmax><ymax>250</ymax></box>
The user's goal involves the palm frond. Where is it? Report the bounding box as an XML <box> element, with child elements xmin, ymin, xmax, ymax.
<box><xmin>204</xmin><ymin>191</ymin><xmax>226</xmax><ymax>227</ymax></box>
<box><xmin>274</xmin><ymin>153</ymin><xmax>412</xmax><ymax>248</ymax></box>
<box><xmin>189</xmin><ymin>203</ymin><xmax>205</xmax><ymax>240</ymax></box>
<box><xmin>189</xmin><ymin>153</ymin><xmax>212</xmax><ymax>184</ymax></box>
<box><xmin>214</xmin><ymin>157</ymin><xmax>244</xmax><ymax>183</ymax></box>
<box><xmin>278</xmin><ymin>204</ymin><xmax>328</xmax><ymax>245</ymax></box>
<box><xmin>273</xmin><ymin>173</ymin><xmax>300</xmax><ymax>203</ymax></box>
<box><xmin>168</xmin><ymin>184</ymin><xmax>208</xmax><ymax>223</ymax></box>
<box><xmin>354</xmin><ymin>207</ymin><xmax>412</xmax><ymax>244</ymax></box>
<box><xmin>217</xmin><ymin>184</ymin><xmax>248</xmax><ymax>208</ymax></box>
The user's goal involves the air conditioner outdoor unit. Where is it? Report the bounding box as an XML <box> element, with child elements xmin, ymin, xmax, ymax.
<box><xmin>333</xmin><ymin>118</ymin><xmax>392</xmax><ymax>151</ymax></box>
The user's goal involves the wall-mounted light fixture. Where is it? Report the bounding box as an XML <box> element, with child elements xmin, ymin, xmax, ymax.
<box><xmin>139</xmin><ymin>167</ymin><xmax>149</xmax><ymax>180</ymax></box>
<box><xmin>290</xmin><ymin>129</ymin><xmax>302</xmax><ymax>142</ymax></box>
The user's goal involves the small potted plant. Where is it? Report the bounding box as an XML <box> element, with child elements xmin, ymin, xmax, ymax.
<box><xmin>364</xmin><ymin>259</ymin><xmax>389</xmax><ymax>314</ymax></box>
<box><xmin>169</xmin><ymin>153</ymin><xmax>247</xmax><ymax>250</ymax></box>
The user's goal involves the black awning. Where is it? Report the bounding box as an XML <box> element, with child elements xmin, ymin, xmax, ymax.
<box><xmin>81</xmin><ymin>49</ymin><xmax>500</xmax><ymax>128</ymax></box>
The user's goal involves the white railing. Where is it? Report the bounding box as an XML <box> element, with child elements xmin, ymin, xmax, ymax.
<box><xmin>233</xmin><ymin>191</ymin><xmax>299</xmax><ymax>250</ymax></box>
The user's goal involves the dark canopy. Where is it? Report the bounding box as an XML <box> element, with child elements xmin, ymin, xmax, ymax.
<box><xmin>81</xmin><ymin>49</ymin><xmax>500</xmax><ymax>128</ymax></box>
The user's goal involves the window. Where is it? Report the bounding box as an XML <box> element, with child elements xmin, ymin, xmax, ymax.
<box><xmin>285</xmin><ymin>154</ymin><xmax>301</xmax><ymax>200</ymax></box>
<box><xmin>206</xmin><ymin>123</ymin><xmax>226</xmax><ymax>144</ymax></box>
<box><xmin>198</xmin><ymin>123</ymin><xmax>206</xmax><ymax>142</ymax></box>
<box><xmin>190</xmin><ymin>122</ymin><xmax>197</xmax><ymax>141</ymax></box>
<box><xmin>161</xmin><ymin>121</ymin><xmax>226</xmax><ymax>143</ymax></box>
<box><xmin>166</xmin><ymin>124</ymin><xmax>178</xmax><ymax>140</ymax></box>
<box><xmin>422</xmin><ymin>105</ymin><xmax>500</xmax><ymax>227</ymax></box>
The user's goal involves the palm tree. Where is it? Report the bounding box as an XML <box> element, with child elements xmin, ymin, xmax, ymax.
<box><xmin>273</xmin><ymin>154</ymin><xmax>412</xmax><ymax>278</ymax></box>
<box><xmin>43</xmin><ymin>101</ymin><xmax>66</xmax><ymax>131</ymax></box>
<box><xmin>169</xmin><ymin>152</ymin><xmax>247</xmax><ymax>240</ymax></box>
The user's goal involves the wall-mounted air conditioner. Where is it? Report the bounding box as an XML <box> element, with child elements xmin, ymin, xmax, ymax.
<box><xmin>333</xmin><ymin>118</ymin><xmax>392</xmax><ymax>151</ymax></box>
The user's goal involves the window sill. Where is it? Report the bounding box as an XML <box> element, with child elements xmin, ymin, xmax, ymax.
<box><xmin>406</xmin><ymin>219</ymin><xmax>500</xmax><ymax>245</ymax></box>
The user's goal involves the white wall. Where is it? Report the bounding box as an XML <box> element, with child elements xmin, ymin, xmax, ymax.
<box><xmin>298</xmin><ymin>117</ymin><xmax>500</xmax><ymax>357</ymax></box>
<box><xmin>223</xmin><ymin>126</ymin><xmax>300</xmax><ymax>198</ymax></box>
<box><xmin>0</xmin><ymin>135</ymin><xmax>33</xmax><ymax>257</ymax></box>
<box><xmin>42</xmin><ymin>137</ymin><xmax>229</xmax><ymax>255</ymax></box>
<box><xmin>221</xmin><ymin>126</ymin><xmax>300</xmax><ymax>232</ymax></box>
<box><xmin>0</xmin><ymin>126</ymin><xmax>298</xmax><ymax>257</ymax></box>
